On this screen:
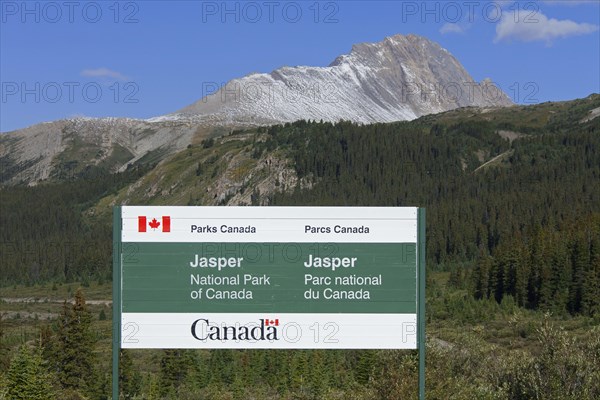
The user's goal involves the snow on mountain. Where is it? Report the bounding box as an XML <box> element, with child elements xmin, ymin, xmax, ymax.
<box><xmin>174</xmin><ymin>34</ymin><xmax>512</xmax><ymax>124</ymax></box>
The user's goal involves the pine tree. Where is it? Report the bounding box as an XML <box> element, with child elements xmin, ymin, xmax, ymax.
<box><xmin>0</xmin><ymin>313</ymin><xmax>10</xmax><ymax>371</ymax></box>
<box><xmin>289</xmin><ymin>350</ymin><xmax>309</xmax><ymax>395</ymax></box>
<box><xmin>355</xmin><ymin>350</ymin><xmax>376</xmax><ymax>385</ymax></box>
<box><xmin>6</xmin><ymin>345</ymin><xmax>56</xmax><ymax>400</ymax></box>
<box><xmin>581</xmin><ymin>254</ymin><xmax>600</xmax><ymax>316</ymax></box>
<box><xmin>568</xmin><ymin>234</ymin><xmax>589</xmax><ymax>314</ymax></box>
<box><xmin>159</xmin><ymin>349</ymin><xmax>191</xmax><ymax>396</ymax></box>
<box><xmin>447</xmin><ymin>267</ymin><xmax>464</xmax><ymax>289</ymax></box>
<box><xmin>120</xmin><ymin>349</ymin><xmax>141</xmax><ymax>399</ymax></box>
<box><xmin>473</xmin><ymin>253</ymin><xmax>492</xmax><ymax>300</ymax></box>
<box><xmin>309</xmin><ymin>350</ymin><xmax>328</xmax><ymax>399</ymax></box>
<box><xmin>55</xmin><ymin>288</ymin><xmax>96</xmax><ymax>393</ymax></box>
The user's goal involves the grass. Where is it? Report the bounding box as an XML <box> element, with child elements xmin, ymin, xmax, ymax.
<box><xmin>0</xmin><ymin>281</ymin><xmax>112</xmax><ymax>300</ymax></box>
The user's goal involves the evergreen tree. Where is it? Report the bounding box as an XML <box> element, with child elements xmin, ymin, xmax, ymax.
<box><xmin>0</xmin><ymin>313</ymin><xmax>10</xmax><ymax>371</ymax></box>
<box><xmin>581</xmin><ymin>254</ymin><xmax>600</xmax><ymax>316</ymax></box>
<box><xmin>159</xmin><ymin>349</ymin><xmax>191</xmax><ymax>396</ymax></box>
<box><xmin>308</xmin><ymin>350</ymin><xmax>328</xmax><ymax>399</ymax></box>
<box><xmin>447</xmin><ymin>267</ymin><xmax>465</xmax><ymax>289</ymax></box>
<box><xmin>6</xmin><ymin>345</ymin><xmax>56</xmax><ymax>400</ymax></box>
<box><xmin>473</xmin><ymin>253</ymin><xmax>492</xmax><ymax>300</ymax></box>
<box><xmin>119</xmin><ymin>349</ymin><xmax>141</xmax><ymax>399</ymax></box>
<box><xmin>55</xmin><ymin>288</ymin><xmax>96</xmax><ymax>393</ymax></box>
<box><xmin>208</xmin><ymin>349</ymin><xmax>234</xmax><ymax>386</ymax></box>
<box><xmin>355</xmin><ymin>350</ymin><xmax>376</xmax><ymax>385</ymax></box>
<box><xmin>289</xmin><ymin>351</ymin><xmax>308</xmax><ymax>393</ymax></box>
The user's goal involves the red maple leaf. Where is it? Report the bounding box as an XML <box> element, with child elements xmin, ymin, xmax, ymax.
<box><xmin>148</xmin><ymin>218</ymin><xmax>160</xmax><ymax>230</ymax></box>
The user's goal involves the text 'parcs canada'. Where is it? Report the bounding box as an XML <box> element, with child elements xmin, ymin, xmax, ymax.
<box><xmin>189</xmin><ymin>224</ymin><xmax>371</xmax><ymax>234</ymax></box>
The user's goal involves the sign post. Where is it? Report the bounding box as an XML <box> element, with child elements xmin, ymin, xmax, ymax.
<box><xmin>112</xmin><ymin>206</ymin><xmax>425</xmax><ymax>397</ymax></box>
<box><xmin>112</xmin><ymin>207</ymin><xmax>122</xmax><ymax>400</ymax></box>
<box><xmin>418</xmin><ymin>208</ymin><xmax>426</xmax><ymax>400</ymax></box>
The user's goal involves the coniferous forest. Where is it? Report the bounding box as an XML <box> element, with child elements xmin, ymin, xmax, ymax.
<box><xmin>1</xmin><ymin>95</ymin><xmax>600</xmax><ymax>399</ymax></box>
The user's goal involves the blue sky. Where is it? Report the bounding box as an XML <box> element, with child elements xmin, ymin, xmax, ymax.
<box><xmin>1</xmin><ymin>0</ymin><xmax>599</xmax><ymax>132</ymax></box>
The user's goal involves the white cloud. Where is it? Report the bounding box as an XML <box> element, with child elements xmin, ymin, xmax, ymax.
<box><xmin>440</xmin><ymin>23</ymin><xmax>466</xmax><ymax>35</ymax></box>
<box><xmin>80</xmin><ymin>67</ymin><xmax>129</xmax><ymax>81</ymax></box>
<box><xmin>494</xmin><ymin>10</ymin><xmax>599</xmax><ymax>44</ymax></box>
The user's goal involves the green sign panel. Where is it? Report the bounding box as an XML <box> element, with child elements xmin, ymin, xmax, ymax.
<box><xmin>121</xmin><ymin>242</ymin><xmax>417</xmax><ymax>314</ymax></box>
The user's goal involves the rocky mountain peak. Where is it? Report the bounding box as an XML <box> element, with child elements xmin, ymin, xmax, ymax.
<box><xmin>176</xmin><ymin>33</ymin><xmax>512</xmax><ymax>125</ymax></box>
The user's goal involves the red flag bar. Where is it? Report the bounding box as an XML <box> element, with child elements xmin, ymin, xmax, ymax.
<box><xmin>138</xmin><ymin>216</ymin><xmax>147</xmax><ymax>232</ymax></box>
<box><xmin>162</xmin><ymin>216</ymin><xmax>171</xmax><ymax>232</ymax></box>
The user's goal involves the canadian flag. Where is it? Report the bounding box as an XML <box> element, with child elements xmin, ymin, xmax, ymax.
<box><xmin>265</xmin><ymin>319</ymin><xmax>279</xmax><ymax>326</ymax></box>
<box><xmin>138</xmin><ymin>216</ymin><xmax>171</xmax><ymax>232</ymax></box>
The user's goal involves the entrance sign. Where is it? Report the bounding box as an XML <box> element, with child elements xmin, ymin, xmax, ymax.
<box><xmin>112</xmin><ymin>206</ymin><xmax>426</xmax><ymax>394</ymax></box>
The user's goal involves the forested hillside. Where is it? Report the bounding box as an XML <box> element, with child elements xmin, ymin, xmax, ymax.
<box><xmin>1</xmin><ymin>95</ymin><xmax>599</xmax><ymax>399</ymax></box>
<box><xmin>0</xmin><ymin>166</ymin><xmax>149</xmax><ymax>285</ymax></box>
